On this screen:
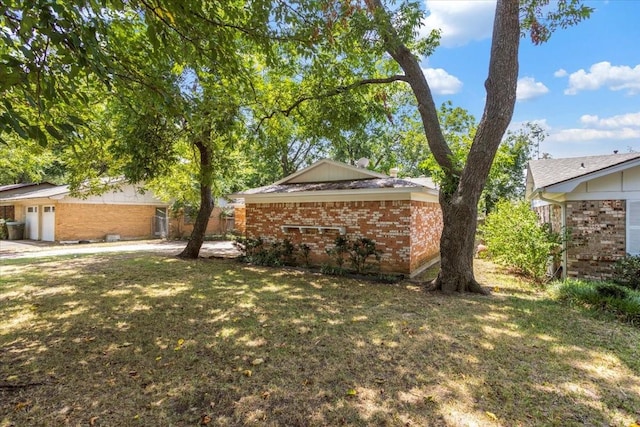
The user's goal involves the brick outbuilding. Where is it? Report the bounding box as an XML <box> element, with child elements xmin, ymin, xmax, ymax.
<box><xmin>231</xmin><ymin>159</ymin><xmax>443</xmax><ymax>277</ymax></box>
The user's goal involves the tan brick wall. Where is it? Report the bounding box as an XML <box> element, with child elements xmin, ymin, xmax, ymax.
<box><xmin>169</xmin><ymin>207</ymin><xmax>229</xmax><ymax>239</ymax></box>
<box><xmin>234</xmin><ymin>206</ymin><xmax>246</xmax><ymax>234</ymax></box>
<box><xmin>245</xmin><ymin>199</ymin><xmax>442</xmax><ymax>275</ymax></box>
<box><xmin>55</xmin><ymin>203</ymin><xmax>160</xmax><ymax>241</ymax></box>
<box><xmin>565</xmin><ymin>200</ymin><xmax>626</xmax><ymax>280</ymax></box>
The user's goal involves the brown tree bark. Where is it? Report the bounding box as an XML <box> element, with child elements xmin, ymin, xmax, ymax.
<box><xmin>178</xmin><ymin>139</ymin><xmax>214</xmax><ymax>259</ymax></box>
<box><xmin>374</xmin><ymin>0</ymin><xmax>520</xmax><ymax>293</ymax></box>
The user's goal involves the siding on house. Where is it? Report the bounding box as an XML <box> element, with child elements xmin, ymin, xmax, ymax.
<box><xmin>565</xmin><ymin>200</ymin><xmax>626</xmax><ymax>280</ymax></box>
<box><xmin>245</xmin><ymin>200</ymin><xmax>442</xmax><ymax>275</ymax></box>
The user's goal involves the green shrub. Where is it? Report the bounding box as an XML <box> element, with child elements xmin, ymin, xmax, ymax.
<box><xmin>347</xmin><ymin>237</ymin><xmax>381</xmax><ymax>274</ymax></box>
<box><xmin>595</xmin><ymin>283</ymin><xmax>629</xmax><ymax>299</ymax></box>
<box><xmin>326</xmin><ymin>236</ymin><xmax>381</xmax><ymax>275</ymax></box>
<box><xmin>611</xmin><ymin>254</ymin><xmax>640</xmax><ymax>290</ymax></box>
<box><xmin>298</xmin><ymin>243</ymin><xmax>311</xmax><ymax>267</ymax></box>
<box><xmin>235</xmin><ymin>237</ymin><xmax>296</xmax><ymax>267</ymax></box>
<box><xmin>550</xmin><ymin>279</ymin><xmax>640</xmax><ymax>324</ymax></box>
<box><xmin>326</xmin><ymin>236</ymin><xmax>349</xmax><ymax>270</ymax></box>
<box><xmin>480</xmin><ymin>199</ymin><xmax>563</xmax><ymax>282</ymax></box>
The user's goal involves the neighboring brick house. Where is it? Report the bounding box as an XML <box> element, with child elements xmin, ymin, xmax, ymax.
<box><xmin>0</xmin><ymin>181</ymin><xmax>172</xmax><ymax>242</ymax></box>
<box><xmin>231</xmin><ymin>159</ymin><xmax>443</xmax><ymax>277</ymax></box>
<box><xmin>526</xmin><ymin>152</ymin><xmax>640</xmax><ymax>280</ymax></box>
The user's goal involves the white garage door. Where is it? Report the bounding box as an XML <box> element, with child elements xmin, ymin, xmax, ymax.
<box><xmin>42</xmin><ymin>205</ymin><xmax>55</xmax><ymax>241</ymax></box>
<box><xmin>25</xmin><ymin>206</ymin><xmax>39</xmax><ymax>240</ymax></box>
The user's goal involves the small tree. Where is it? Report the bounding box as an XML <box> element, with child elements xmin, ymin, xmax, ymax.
<box><xmin>480</xmin><ymin>199</ymin><xmax>563</xmax><ymax>281</ymax></box>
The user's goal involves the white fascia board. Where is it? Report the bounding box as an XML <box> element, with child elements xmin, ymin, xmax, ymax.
<box><xmin>242</xmin><ymin>188</ymin><xmax>439</xmax><ymax>204</ymax></box>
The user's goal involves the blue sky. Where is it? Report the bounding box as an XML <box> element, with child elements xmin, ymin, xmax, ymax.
<box><xmin>417</xmin><ymin>0</ymin><xmax>640</xmax><ymax>159</ymax></box>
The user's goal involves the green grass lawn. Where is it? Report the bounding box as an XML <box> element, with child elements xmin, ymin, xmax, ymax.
<box><xmin>1</xmin><ymin>254</ymin><xmax>639</xmax><ymax>426</ymax></box>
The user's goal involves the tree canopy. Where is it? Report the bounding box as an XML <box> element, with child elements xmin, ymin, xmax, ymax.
<box><xmin>1</xmin><ymin>0</ymin><xmax>592</xmax><ymax>289</ymax></box>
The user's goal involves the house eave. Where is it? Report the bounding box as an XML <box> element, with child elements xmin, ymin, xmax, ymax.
<box><xmin>535</xmin><ymin>157</ymin><xmax>640</xmax><ymax>193</ymax></box>
<box><xmin>238</xmin><ymin>187</ymin><xmax>439</xmax><ymax>203</ymax></box>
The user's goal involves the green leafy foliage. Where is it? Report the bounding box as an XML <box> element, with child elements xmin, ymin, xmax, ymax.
<box><xmin>421</xmin><ymin>103</ymin><xmax>538</xmax><ymax>213</ymax></box>
<box><xmin>325</xmin><ymin>235</ymin><xmax>350</xmax><ymax>272</ymax></box>
<box><xmin>347</xmin><ymin>237</ymin><xmax>382</xmax><ymax>274</ymax></box>
<box><xmin>235</xmin><ymin>237</ymin><xmax>298</xmax><ymax>267</ymax></box>
<box><xmin>326</xmin><ymin>235</ymin><xmax>381</xmax><ymax>275</ymax></box>
<box><xmin>550</xmin><ymin>279</ymin><xmax>640</xmax><ymax>325</ymax></box>
<box><xmin>611</xmin><ymin>254</ymin><xmax>640</xmax><ymax>290</ymax></box>
<box><xmin>480</xmin><ymin>199</ymin><xmax>563</xmax><ymax>281</ymax></box>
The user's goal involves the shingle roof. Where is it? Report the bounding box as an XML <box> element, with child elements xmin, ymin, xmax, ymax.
<box><xmin>528</xmin><ymin>152</ymin><xmax>640</xmax><ymax>189</ymax></box>
<box><xmin>0</xmin><ymin>182</ymin><xmax>56</xmax><ymax>193</ymax></box>
<box><xmin>0</xmin><ymin>185</ymin><xmax>70</xmax><ymax>201</ymax></box>
<box><xmin>237</xmin><ymin>177</ymin><xmax>435</xmax><ymax>195</ymax></box>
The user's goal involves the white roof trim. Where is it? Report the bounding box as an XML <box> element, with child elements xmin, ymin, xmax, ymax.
<box><xmin>241</xmin><ymin>186</ymin><xmax>439</xmax><ymax>204</ymax></box>
<box><xmin>274</xmin><ymin>159</ymin><xmax>388</xmax><ymax>185</ymax></box>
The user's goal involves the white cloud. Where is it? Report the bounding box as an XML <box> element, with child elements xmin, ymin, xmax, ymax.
<box><xmin>509</xmin><ymin>119</ymin><xmax>550</xmax><ymax>133</ymax></box>
<box><xmin>420</xmin><ymin>0</ymin><xmax>496</xmax><ymax>47</ymax></box>
<box><xmin>562</xmin><ymin>61</ymin><xmax>640</xmax><ymax>95</ymax></box>
<box><xmin>551</xmin><ymin>127</ymin><xmax>640</xmax><ymax>142</ymax></box>
<box><xmin>554</xmin><ymin>69</ymin><xmax>567</xmax><ymax>78</ymax></box>
<box><xmin>547</xmin><ymin>111</ymin><xmax>640</xmax><ymax>144</ymax></box>
<box><xmin>422</xmin><ymin>67</ymin><xmax>463</xmax><ymax>94</ymax></box>
<box><xmin>579</xmin><ymin>112</ymin><xmax>640</xmax><ymax>128</ymax></box>
<box><xmin>516</xmin><ymin>77</ymin><xmax>549</xmax><ymax>101</ymax></box>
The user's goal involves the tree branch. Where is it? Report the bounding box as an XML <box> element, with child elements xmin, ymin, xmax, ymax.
<box><xmin>255</xmin><ymin>75</ymin><xmax>409</xmax><ymax>131</ymax></box>
<box><xmin>369</xmin><ymin>0</ymin><xmax>455</xmax><ymax>175</ymax></box>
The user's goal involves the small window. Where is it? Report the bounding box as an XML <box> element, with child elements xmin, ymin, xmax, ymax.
<box><xmin>44</xmin><ymin>207</ymin><xmax>51</xmax><ymax>213</ymax></box>
<box><xmin>27</xmin><ymin>207</ymin><xmax>36</xmax><ymax>213</ymax></box>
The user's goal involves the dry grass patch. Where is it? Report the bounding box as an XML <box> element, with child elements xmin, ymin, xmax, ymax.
<box><xmin>1</xmin><ymin>255</ymin><xmax>639</xmax><ymax>426</ymax></box>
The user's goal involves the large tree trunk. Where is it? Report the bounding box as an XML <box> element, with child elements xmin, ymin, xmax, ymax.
<box><xmin>374</xmin><ymin>0</ymin><xmax>520</xmax><ymax>293</ymax></box>
<box><xmin>429</xmin><ymin>193</ymin><xmax>487</xmax><ymax>294</ymax></box>
<box><xmin>178</xmin><ymin>139</ymin><xmax>214</xmax><ymax>259</ymax></box>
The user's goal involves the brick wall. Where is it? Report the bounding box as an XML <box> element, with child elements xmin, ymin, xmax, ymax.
<box><xmin>245</xmin><ymin>199</ymin><xmax>442</xmax><ymax>275</ymax></box>
<box><xmin>169</xmin><ymin>207</ymin><xmax>226</xmax><ymax>239</ymax></box>
<box><xmin>410</xmin><ymin>201</ymin><xmax>443</xmax><ymax>272</ymax></box>
<box><xmin>565</xmin><ymin>200</ymin><xmax>626</xmax><ymax>280</ymax></box>
<box><xmin>234</xmin><ymin>206</ymin><xmax>246</xmax><ymax>234</ymax></box>
<box><xmin>56</xmin><ymin>203</ymin><xmax>159</xmax><ymax>241</ymax></box>
<box><xmin>534</xmin><ymin>204</ymin><xmax>562</xmax><ymax>233</ymax></box>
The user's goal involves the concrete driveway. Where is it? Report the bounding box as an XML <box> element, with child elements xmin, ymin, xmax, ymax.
<box><xmin>0</xmin><ymin>239</ymin><xmax>240</xmax><ymax>260</ymax></box>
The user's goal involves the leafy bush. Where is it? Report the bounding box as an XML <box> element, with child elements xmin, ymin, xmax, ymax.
<box><xmin>234</xmin><ymin>237</ymin><xmax>297</xmax><ymax>267</ymax></box>
<box><xmin>0</xmin><ymin>219</ymin><xmax>7</xmax><ymax>240</ymax></box>
<box><xmin>325</xmin><ymin>235</ymin><xmax>349</xmax><ymax>270</ymax></box>
<box><xmin>595</xmin><ymin>283</ymin><xmax>629</xmax><ymax>299</ymax></box>
<box><xmin>611</xmin><ymin>254</ymin><xmax>640</xmax><ymax>290</ymax></box>
<box><xmin>347</xmin><ymin>237</ymin><xmax>381</xmax><ymax>274</ymax></box>
<box><xmin>550</xmin><ymin>279</ymin><xmax>640</xmax><ymax>325</ymax></box>
<box><xmin>326</xmin><ymin>236</ymin><xmax>381</xmax><ymax>275</ymax></box>
<box><xmin>480</xmin><ymin>199</ymin><xmax>563</xmax><ymax>282</ymax></box>
<box><xmin>298</xmin><ymin>243</ymin><xmax>311</xmax><ymax>267</ymax></box>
